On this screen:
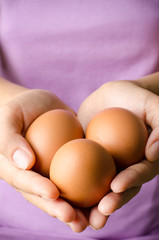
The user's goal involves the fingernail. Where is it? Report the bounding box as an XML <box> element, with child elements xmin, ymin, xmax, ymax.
<box><xmin>148</xmin><ymin>141</ymin><xmax>159</xmax><ymax>161</ymax></box>
<box><xmin>90</xmin><ymin>225</ymin><xmax>98</xmax><ymax>231</ymax></box>
<box><xmin>13</xmin><ymin>149</ymin><xmax>30</xmax><ymax>169</ymax></box>
<box><xmin>57</xmin><ymin>215</ymin><xmax>69</xmax><ymax>223</ymax></box>
<box><xmin>57</xmin><ymin>216</ymin><xmax>64</xmax><ymax>222</ymax></box>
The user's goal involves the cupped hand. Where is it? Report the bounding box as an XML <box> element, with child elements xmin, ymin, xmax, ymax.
<box><xmin>0</xmin><ymin>89</ymin><xmax>83</xmax><ymax>229</ymax></box>
<box><xmin>77</xmin><ymin>75</ymin><xmax>159</xmax><ymax>230</ymax></box>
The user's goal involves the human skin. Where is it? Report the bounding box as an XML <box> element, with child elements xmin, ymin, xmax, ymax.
<box><xmin>77</xmin><ymin>72</ymin><xmax>159</xmax><ymax>230</ymax></box>
<box><xmin>0</xmin><ymin>72</ymin><xmax>159</xmax><ymax>232</ymax></box>
<box><xmin>0</xmin><ymin>79</ymin><xmax>81</xmax><ymax>230</ymax></box>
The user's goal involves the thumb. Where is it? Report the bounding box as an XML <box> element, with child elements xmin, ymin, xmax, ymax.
<box><xmin>11</xmin><ymin>134</ymin><xmax>36</xmax><ymax>170</ymax></box>
<box><xmin>145</xmin><ymin>93</ymin><xmax>159</xmax><ymax>162</ymax></box>
<box><xmin>0</xmin><ymin>108</ymin><xmax>36</xmax><ymax>170</ymax></box>
<box><xmin>3</xmin><ymin>132</ymin><xmax>36</xmax><ymax>170</ymax></box>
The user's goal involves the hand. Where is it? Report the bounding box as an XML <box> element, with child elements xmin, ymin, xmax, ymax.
<box><xmin>0</xmin><ymin>89</ymin><xmax>81</xmax><ymax>229</ymax></box>
<box><xmin>77</xmin><ymin>76</ymin><xmax>159</xmax><ymax>230</ymax></box>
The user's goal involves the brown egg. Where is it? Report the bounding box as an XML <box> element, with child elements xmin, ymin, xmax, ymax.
<box><xmin>50</xmin><ymin>139</ymin><xmax>116</xmax><ymax>208</ymax></box>
<box><xmin>86</xmin><ymin>107</ymin><xmax>148</xmax><ymax>171</ymax></box>
<box><xmin>25</xmin><ymin>109</ymin><xmax>84</xmax><ymax>177</ymax></box>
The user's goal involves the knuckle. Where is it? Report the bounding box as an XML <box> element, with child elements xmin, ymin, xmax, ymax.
<box><xmin>11</xmin><ymin>169</ymin><xmax>22</xmax><ymax>188</ymax></box>
<box><xmin>21</xmin><ymin>192</ymin><xmax>35</xmax><ymax>205</ymax></box>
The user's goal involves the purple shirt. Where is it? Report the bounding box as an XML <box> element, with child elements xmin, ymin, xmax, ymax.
<box><xmin>0</xmin><ymin>1</ymin><xmax>159</xmax><ymax>239</ymax></box>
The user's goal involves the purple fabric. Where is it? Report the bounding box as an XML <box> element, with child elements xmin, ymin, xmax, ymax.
<box><xmin>0</xmin><ymin>1</ymin><xmax>159</xmax><ymax>239</ymax></box>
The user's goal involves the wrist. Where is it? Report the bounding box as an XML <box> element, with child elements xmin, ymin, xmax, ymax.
<box><xmin>135</xmin><ymin>72</ymin><xmax>159</xmax><ymax>95</ymax></box>
<box><xmin>0</xmin><ymin>77</ymin><xmax>28</xmax><ymax>106</ymax></box>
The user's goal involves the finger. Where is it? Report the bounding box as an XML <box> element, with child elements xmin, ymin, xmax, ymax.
<box><xmin>111</xmin><ymin>159</ymin><xmax>159</xmax><ymax>193</ymax></box>
<box><xmin>19</xmin><ymin>191</ymin><xmax>76</xmax><ymax>223</ymax></box>
<box><xmin>0</xmin><ymin>153</ymin><xmax>59</xmax><ymax>199</ymax></box>
<box><xmin>67</xmin><ymin>208</ymin><xmax>88</xmax><ymax>233</ymax></box>
<box><xmin>98</xmin><ymin>187</ymin><xmax>140</xmax><ymax>216</ymax></box>
<box><xmin>145</xmin><ymin>93</ymin><xmax>159</xmax><ymax>162</ymax></box>
<box><xmin>89</xmin><ymin>206</ymin><xmax>109</xmax><ymax>230</ymax></box>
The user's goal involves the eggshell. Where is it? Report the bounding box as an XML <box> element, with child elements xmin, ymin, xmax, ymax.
<box><xmin>86</xmin><ymin>107</ymin><xmax>148</xmax><ymax>171</ymax></box>
<box><xmin>25</xmin><ymin>109</ymin><xmax>84</xmax><ymax>177</ymax></box>
<box><xmin>50</xmin><ymin>139</ymin><xmax>116</xmax><ymax>208</ymax></box>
